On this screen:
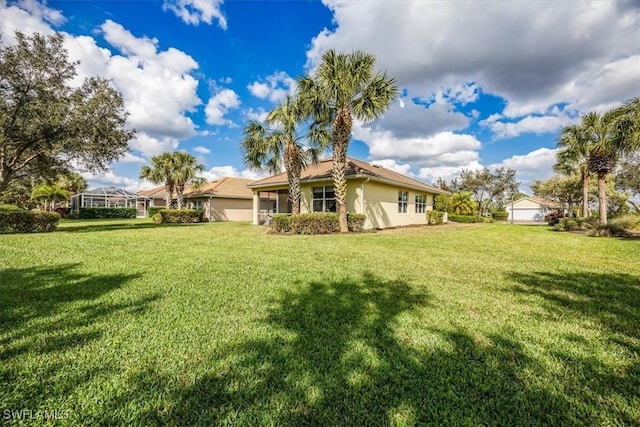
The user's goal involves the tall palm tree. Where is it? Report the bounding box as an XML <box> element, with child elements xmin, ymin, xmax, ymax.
<box><xmin>31</xmin><ymin>183</ymin><xmax>70</xmax><ymax>212</ymax></box>
<box><xmin>582</xmin><ymin>111</ymin><xmax>621</xmax><ymax>225</ymax></box>
<box><xmin>140</xmin><ymin>152</ymin><xmax>176</xmax><ymax>209</ymax></box>
<box><xmin>171</xmin><ymin>152</ymin><xmax>205</xmax><ymax>209</ymax></box>
<box><xmin>556</xmin><ymin>124</ymin><xmax>591</xmax><ymax>219</ymax></box>
<box><xmin>298</xmin><ymin>50</ymin><xmax>399</xmax><ymax>232</ymax></box>
<box><xmin>241</xmin><ymin>95</ymin><xmax>329</xmax><ymax>215</ymax></box>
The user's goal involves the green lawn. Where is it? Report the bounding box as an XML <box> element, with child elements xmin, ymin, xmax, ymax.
<box><xmin>1</xmin><ymin>219</ymin><xmax>639</xmax><ymax>425</ymax></box>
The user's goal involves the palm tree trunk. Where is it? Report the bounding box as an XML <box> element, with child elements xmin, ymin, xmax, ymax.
<box><xmin>333</xmin><ymin>106</ymin><xmax>351</xmax><ymax>233</ymax></box>
<box><xmin>285</xmin><ymin>143</ymin><xmax>301</xmax><ymax>215</ymax></box>
<box><xmin>164</xmin><ymin>183</ymin><xmax>173</xmax><ymax>209</ymax></box>
<box><xmin>176</xmin><ymin>185</ymin><xmax>185</xmax><ymax>210</ymax></box>
<box><xmin>582</xmin><ymin>173</ymin><xmax>589</xmax><ymax>218</ymax></box>
<box><xmin>598</xmin><ymin>174</ymin><xmax>607</xmax><ymax>225</ymax></box>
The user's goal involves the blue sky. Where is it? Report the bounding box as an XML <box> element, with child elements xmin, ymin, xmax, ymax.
<box><xmin>1</xmin><ymin>0</ymin><xmax>639</xmax><ymax>191</ymax></box>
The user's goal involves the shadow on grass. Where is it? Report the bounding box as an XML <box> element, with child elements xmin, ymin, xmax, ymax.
<box><xmin>0</xmin><ymin>264</ymin><xmax>158</xmax><ymax>407</ymax></box>
<box><xmin>507</xmin><ymin>270</ymin><xmax>640</xmax><ymax>424</ymax></box>
<box><xmin>57</xmin><ymin>220</ymin><xmax>205</xmax><ymax>233</ymax></box>
<box><xmin>91</xmin><ymin>272</ymin><xmax>576</xmax><ymax>425</ymax></box>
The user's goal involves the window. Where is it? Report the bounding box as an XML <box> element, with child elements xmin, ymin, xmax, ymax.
<box><xmin>398</xmin><ymin>191</ymin><xmax>408</xmax><ymax>213</ymax></box>
<box><xmin>415</xmin><ymin>194</ymin><xmax>426</xmax><ymax>214</ymax></box>
<box><xmin>312</xmin><ymin>186</ymin><xmax>336</xmax><ymax>212</ymax></box>
<box><xmin>190</xmin><ymin>200</ymin><xmax>203</xmax><ymax>210</ymax></box>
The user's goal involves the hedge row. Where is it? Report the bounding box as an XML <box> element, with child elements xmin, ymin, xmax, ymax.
<box><xmin>272</xmin><ymin>213</ymin><xmax>366</xmax><ymax>234</ymax></box>
<box><xmin>0</xmin><ymin>210</ymin><xmax>60</xmax><ymax>233</ymax></box>
<box><xmin>491</xmin><ymin>210</ymin><xmax>509</xmax><ymax>221</ymax></box>
<box><xmin>79</xmin><ymin>207</ymin><xmax>136</xmax><ymax>219</ymax></box>
<box><xmin>158</xmin><ymin>209</ymin><xmax>204</xmax><ymax>224</ymax></box>
<box><xmin>147</xmin><ymin>206</ymin><xmax>166</xmax><ymax>217</ymax></box>
<box><xmin>427</xmin><ymin>210</ymin><xmax>445</xmax><ymax>225</ymax></box>
<box><xmin>448</xmin><ymin>214</ymin><xmax>489</xmax><ymax>223</ymax></box>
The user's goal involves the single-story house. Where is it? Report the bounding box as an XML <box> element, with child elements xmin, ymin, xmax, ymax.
<box><xmin>247</xmin><ymin>157</ymin><xmax>450</xmax><ymax>229</ymax></box>
<box><xmin>507</xmin><ymin>196</ymin><xmax>563</xmax><ymax>221</ymax></box>
<box><xmin>139</xmin><ymin>177</ymin><xmax>256</xmax><ymax>222</ymax></box>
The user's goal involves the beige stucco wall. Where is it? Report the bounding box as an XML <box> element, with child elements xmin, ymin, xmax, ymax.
<box><xmin>512</xmin><ymin>198</ymin><xmax>543</xmax><ymax>209</ymax></box>
<box><xmin>298</xmin><ymin>179</ymin><xmax>433</xmax><ymax>229</ymax></box>
<box><xmin>209</xmin><ymin>198</ymin><xmax>253</xmax><ymax>222</ymax></box>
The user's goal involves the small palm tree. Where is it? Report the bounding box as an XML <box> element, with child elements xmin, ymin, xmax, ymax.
<box><xmin>140</xmin><ymin>152</ymin><xmax>176</xmax><ymax>209</ymax></box>
<box><xmin>556</xmin><ymin>124</ymin><xmax>592</xmax><ymax>219</ymax></box>
<box><xmin>31</xmin><ymin>183</ymin><xmax>70</xmax><ymax>212</ymax></box>
<box><xmin>451</xmin><ymin>192</ymin><xmax>476</xmax><ymax>215</ymax></box>
<box><xmin>171</xmin><ymin>152</ymin><xmax>205</xmax><ymax>209</ymax></box>
<box><xmin>298</xmin><ymin>50</ymin><xmax>399</xmax><ymax>232</ymax></box>
<box><xmin>241</xmin><ymin>95</ymin><xmax>329</xmax><ymax>214</ymax></box>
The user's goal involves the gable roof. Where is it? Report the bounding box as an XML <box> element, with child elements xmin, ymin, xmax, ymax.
<box><xmin>248</xmin><ymin>157</ymin><xmax>449</xmax><ymax>195</ymax></box>
<box><xmin>139</xmin><ymin>177</ymin><xmax>255</xmax><ymax>200</ymax></box>
<box><xmin>513</xmin><ymin>196</ymin><xmax>563</xmax><ymax>209</ymax></box>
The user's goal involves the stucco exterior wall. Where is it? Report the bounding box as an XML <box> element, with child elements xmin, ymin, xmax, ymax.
<box><xmin>512</xmin><ymin>198</ymin><xmax>544</xmax><ymax>209</ymax></box>
<box><xmin>209</xmin><ymin>198</ymin><xmax>253</xmax><ymax>221</ymax></box>
<box><xmin>298</xmin><ymin>179</ymin><xmax>433</xmax><ymax>229</ymax></box>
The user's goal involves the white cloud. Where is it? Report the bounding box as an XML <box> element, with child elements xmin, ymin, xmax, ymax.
<box><xmin>202</xmin><ymin>165</ymin><xmax>268</xmax><ymax>181</ymax></box>
<box><xmin>482</xmin><ymin>112</ymin><xmax>577</xmax><ymax>140</ymax></box>
<box><xmin>162</xmin><ymin>0</ymin><xmax>227</xmax><ymax>29</ymax></box>
<box><xmin>244</xmin><ymin>107</ymin><xmax>269</xmax><ymax>122</ymax></box>
<box><xmin>370</xmin><ymin>159</ymin><xmax>414</xmax><ymax>177</ymax></box>
<box><xmin>0</xmin><ymin>0</ymin><xmax>57</xmax><ymax>41</ymax></box>
<box><xmin>205</xmin><ymin>88</ymin><xmax>241</xmax><ymax>126</ymax></box>
<box><xmin>247</xmin><ymin>71</ymin><xmax>296</xmax><ymax>103</ymax></box>
<box><xmin>82</xmin><ymin>169</ymin><xmax>143</xmax><ymax>192</ymax></box>
<box><xmin>121</xmin><ymin>153</ymin><xmax>147</xmax><ymax>163</ymax></box>
<box><xmin>490</xmin><ymin>147</ymin><xmax>558</xmax><ymax>188</ymax></box>
<box><xmin>307</xmin><ymin>1</ymin><xmax>640</xmax><ymax>124</ymax></box>
<box><xmin>417</xmin><ymin>161</ymin><xmax>485</xmax><ymax>184</ymax></box>
<box><xmin>129</xmin><ymin>134</ymin><xmax>180</xmax><ymax>158</ymax></box>
<box><xmin>194</xmin><ymin>146</ymin><xmax>211</xmax><ymax>154</ymax></box>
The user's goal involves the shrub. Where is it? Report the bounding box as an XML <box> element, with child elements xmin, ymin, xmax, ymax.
<box><xmin>552</xmin><ymin>218</ymin><xmax>581</xmax><ymax>232</ymax></box>
<box><xmin>79</xmin><ymin>207</ymin><xmax>136</xmax><ymax>219</ymax></box>
<box><xmin>545</xmin><ymin>212</ymin><xmax>564</xmax><ymax>226</ymax></box>
<box><xmin>158</xmin><ymin>209</ymin><xmax>203</xmax><ymax>224</ymax></box>
<box><xmin>588</xmin><ymin>223</ymin><xmax>631</xmax><ymax>238</ymax></box>
<box><xmin>0</xmin><ymin>204</ymin><xmax>24</xmax><ymax>213</ymax></box>
<box><xmin>609</xmin><ymin>214</ymin><xmax>640</xmax><ymax>231</ymax></box>
<box><xmin>427</xmin><ymin>210</ymin><xmax>445</xmax><ymax>225</ymax></box>
<box><xmin>0</xmin><ymin>210</ymin><xmax>60</xmax><ymax>233</ymax></box>
<box><xmin>448</xmin><ymin>214</ymin><xmax>484</xmax><ymax>223</ymax></box>
<box><xmin>148</xmin><ymin>206</ymin><xmax>166</xmax><ymax>217</ymax></box>
<box><xmin>54</xmin><ymin>207</ymin><xmax>70</xmax><ymax>218</ymax></box>
<box><xmin>151</xmin><ymin>213</ymin><xmax>163</xmax><ymax>224</ymax></box>
<box><xmin>290</xmin><ymin>213</ymin><xmax>340</xmax><ymax>234</ymax></box>
<box><xmin>491</xmin><ymin>210</ymin><xmax>508</xmax><ymax>221</ymax></box>
<box><xmin>271</xmin><ymin>215</ymin><xmax>292</xmax><ymax>233</ymax></box>
<box><xmin>347</xmin><ymin>214</ymin><xmax>366</xmax><ymax>232</ymax></box>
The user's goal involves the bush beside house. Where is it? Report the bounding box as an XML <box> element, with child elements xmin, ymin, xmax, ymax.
<box><xmin>0</xmin><ymin>208</ymin><xmax>60</xmax><ymax>233</ymax></box>
<box><xmin>79</xmin><ymin>207</ymin><xmax>136</xmax><ymax>219</ymax></box>
<box><xmin>272</xmin><ymin>213</ymin><xmax>366</xmax><ymax>234</ymax></box>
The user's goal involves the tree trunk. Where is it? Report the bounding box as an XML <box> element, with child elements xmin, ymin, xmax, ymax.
<box><xmin>164</xmin><ymin>183</ymin><xmax>173</xmax><ymax>209</ymax></box>
<box><xmin>582</xmin><ymin>173</ymin><xmax>589</xmax><ymax>218</ymax></box>
<box><xmin>176</xmin><ymin>185</ymin><xmax>184</xmax><ymax>210</ymax></box>
<box><xmin>285</xmin><ymin>143</ymin><xmax>301</xmax><ymax>215</ymax></box>
<box><xmin>332</xmin><ymin>106</ymin><xmax>352</xmax><ymax>233</ymax></box>
<box><xmin>598</xmin><ymin>174</ymin><xmax>607</xmax><ymax>225</ymax></box>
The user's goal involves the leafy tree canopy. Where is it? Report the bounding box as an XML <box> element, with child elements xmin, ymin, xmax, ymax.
<box><xmin>0</xmin><ymin>31</ymin><xmax>134</xmax><ymax>195</ymax></box>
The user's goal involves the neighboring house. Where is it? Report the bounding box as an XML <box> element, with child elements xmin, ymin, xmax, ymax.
<box><xmin>139</xmin><ymin>177</ymin><xmax>255</xmax><ymax>222</ymax></box>
<box><xmin>247</xmin><ymin>157</ymin><xmax>450</xmax><ymax>229</ymax></box>
<box><xmin>507</xmin><ymin>196</ymin><xmax>563</xmax><ymax>221</ymax></box>
<box><xmin>70</xmin><ymin>187</ymin><xmax>149</xmax><ymax>218</ymax></box>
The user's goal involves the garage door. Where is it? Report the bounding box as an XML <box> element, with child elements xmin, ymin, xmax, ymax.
<box><xmin>510</xmin><ymin>208</ymin><xmax>544</xmax><ymax>221</ymax></box>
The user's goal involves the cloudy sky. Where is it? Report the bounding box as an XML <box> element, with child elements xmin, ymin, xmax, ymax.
<box><xmin>1</xmin><ymin>0</ymin><xmax>639</xmax><ymax>191</ymax></box>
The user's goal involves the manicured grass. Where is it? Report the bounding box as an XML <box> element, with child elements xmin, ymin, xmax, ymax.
<box><xmin>1</xmin><ymin>219</ymin><xmax>639</xmax><ymax>425</ymax></box>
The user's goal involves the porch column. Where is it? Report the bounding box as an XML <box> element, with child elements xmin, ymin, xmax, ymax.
<box><xmin>252</xmin><ymin>191</ymin><xmax>260</xmax><ymax>225</ymax></box>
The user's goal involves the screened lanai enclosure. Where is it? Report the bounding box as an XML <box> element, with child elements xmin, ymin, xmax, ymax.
<box><xmin>70</xmin><ymin>187</ymin><xmax>148</xmax><ymax>217</ymax></box>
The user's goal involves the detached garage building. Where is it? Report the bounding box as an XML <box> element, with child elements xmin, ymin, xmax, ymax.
<box><xmin>507</xmin><ymin>196</ymin><xmax>563</xmax><ymax>222</ymax></box>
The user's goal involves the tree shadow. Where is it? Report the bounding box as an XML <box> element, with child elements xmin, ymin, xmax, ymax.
<box><xmin>91</xmin><ymin>272</ymin><xmax>581</xmax><ymax>425</ymax></box>
<box><xmin>507</xmin><ymin>270</ymin><xmax>640</xmax><ymax>424</ymax></box>
<box><xmin>0</xmin><ymin>264</ymin><xmax>158</xmax><ymax>407</ymax></box>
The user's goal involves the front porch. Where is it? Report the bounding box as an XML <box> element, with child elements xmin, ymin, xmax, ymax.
<box><xmin>252</xmin><ymin>189</ymin><xmax>292</xmax><ymax>225</ymax></box>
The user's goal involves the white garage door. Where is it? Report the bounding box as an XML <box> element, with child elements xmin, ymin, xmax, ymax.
<box><xmin>510</xmin><ymin>208</ymin><xmax>544</xmax><ymax>221</ymax></box>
